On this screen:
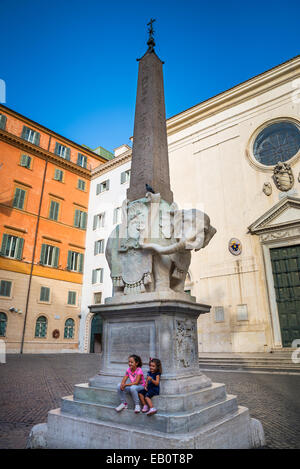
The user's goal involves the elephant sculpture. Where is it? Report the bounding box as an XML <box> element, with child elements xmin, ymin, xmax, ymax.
<box><xmin>105</xmin><ymin>192</ymin><xmax>216</xmax><ymax>296</ymax></box>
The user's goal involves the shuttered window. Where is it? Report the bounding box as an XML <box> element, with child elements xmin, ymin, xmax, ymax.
<box><xmin>49</xmin><ymin>200</ymin><xmax>60</xmax><ymax>221</ymax></box>
<box><xmin>67</xmin><ymin>251</ymin><xmax>84</xmax><ymax>273</ymax></box>
<box><xmin>96</xmin><ymin>180</ymin><xmax>110</xmax><ymax>194</ymax></box>
<box><xmin>77</xmin><ymin>179</ymin><xmax>86</xmax><ymax>191</ymax></box>
<box><xmin>0</xmin><ymin>312</ymin><xmax>7</xmax><ymax>336</ymax></box>
<box><xmin>77</xmin><ymin>153</ymin><xmax>87</xmax><ymax>168</ymax></box>
<box><xmin>13</xmin><ymin>187</ymin><xmax>26</xmax><ymax>209</ymax></box>
<box><xmin>93</xmin><ymin>213</ymin><xmax>105</xmax><ymax>230</ymax></box>
<box><xmin>21</xmin><ymin>126</ymin><xmax>40</xmax><ymax>146</ymax></box>
<box><xmin>92</xmin><ymin>268</ymin><xmax>103</xmax><ymax>284</ymax></box>
<box><xmin>94</xmin><ymin>239</ymin><xmax>104</xmax><ymax>255</ymax></box>
<box><xmin>120</xmin><ymin>170</ymin><xmax>130</xmax><ymax>184</ymax></box>
<box><xmin>54</xmin><ymin>168</ymin><xmax>64</xmax><ymax>182</ymax></box>
<box><xmin>64</xmin><ymin>318</ymin><xmax>75</xmax><ymax>338</ymax></box>
<box><xmin>54</xmin><ymin>142</ymin><xmax>71</xmax><ymax>160</ymax></box>
<box><xmin>40</xmin><ymin>244</ymin><xmax>59</xmax><ymax>268</ymax></box>
<box><xmin>20</xmin><ymin>154</ymin><xmax>32</xmax><ymax>169</ymax></box>
<box><xmin>0</xmin><ymin>114</ymin><xmax>7</xmax><ymax>130</ymax></box>
<box><xmin>40</xmin><ymin>286</ymin><xmax>50</xmax><ymax>302</ymax></box>
<box><xmin>1</xmin><ymin>234</ymin><xmax>24</xmax><ymax>259</ymax></box>
<box><xmin>74</xmin><ymin>209</ymin><xmax>87</xmax><ymax>229</ymax></box>
<box><xmin>35</xmin><ymin>316</ymin><xmax>47</xmax><ymax>338</ymax></box>
<box><xmin>0</xmin><ymin>280</ymin><xmax>12</xmax><ymax>297</ymax></box>
<box><xmin>67</xmin><ymin>291</ymin><xmax>77</xmax><ymax>305</ymax></box>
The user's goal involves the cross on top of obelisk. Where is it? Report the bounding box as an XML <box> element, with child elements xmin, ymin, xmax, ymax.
<box><xmin>147</xmin><ymin>18</ymin><xmax>156</xmax><ymax>52</ymax></box>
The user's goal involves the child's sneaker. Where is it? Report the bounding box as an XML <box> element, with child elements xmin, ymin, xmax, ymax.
<box><xmin>115</xmin><ymin>402</ymin><xmax>128</xmax><ymax>412</ymax></box>
<box><xmin>134</xmin><ymin>405</ymin><xmax>141</xmax><ymax>413</ymax></box>
<box><xmin>141</xmin><ymin>405</ymin><xmax>149</xmax><ymax>413</ymax></box>
<box><xmin>146</xmin><ymin>407</ymin><xmax>157</xmax><ymax>416</ymax></box>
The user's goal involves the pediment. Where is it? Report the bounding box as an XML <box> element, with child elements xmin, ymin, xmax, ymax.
<box><xmin>248</xmin><ymin>196</ymin><xmax>300</xmax><ymax>234</ymax></box>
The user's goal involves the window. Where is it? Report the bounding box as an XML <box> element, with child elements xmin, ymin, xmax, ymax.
<box><xmin>0</xmin><ymin>114</ymin><xmax>7</xmax><ymax>130</ymax></box>
<box><xmin>40</xmin><ymin>244</ymin><xmax>59</xmax><ymax>267</ymax></box>
<box><xmin>13</xmin><ymin>187</ymin><xmax>26</xmax><ymax>210</ymax></box>
<box><xmin>64</xmin><ymin>318</ymin><xmax>75</xmax><ymax>339</ymax></box>
<box><xmin>54</xmin><ymin>168</ymin><xmax>64</xmax><ymax>182</ymax></box>
<box><xmin>253</xmin><ymin>121</ymin><xmax>300</xmax><ymax>166</ymax></box>
<box><xmin>77</xmin><ymin>153</ymin><xmax>87</xmax><ymax>168</ymax></box>
<box><xmin>35</xmin><ymin>316</ymin><xmax>47</xmax><ymax>338</ymax></box>
<box><xmin>94</xmin><ymin>239</ymin><xmax>104</xmax><ymax>255</ymax></box>
<box><xmin>121</xmin><ymin>169</ymin><xmax>131</xmax><ymax>184</ymax></box>
<box><xmin>237</xmin><ymin>304</ymin><xmax>248</xmax><ymax>321</ymax></box>
<box><xmin>21</xmin><ymin>126</ymin><xmax>40</xmax><ymax>146</ymax></box>
<box><xmin>40</xmin><ymin>286</ymin><xmax>50</xmax><ymax>303</ymax></box>
<box><xmin>0</xmin><ymin>313</ymin><xmax>7</xmax><ymax>337</ymax></box>
<box><xmin>77</xmin><ymin>179</ymin><xmax>86</xmax><ymax>191</ymax></box>
<box><xmin>67</xmin><ymin>291</ymin><xmax>77</xmax><ymax>305</ymax></box>
<box><xmin>214</xmin><ymin>306</ymin><xmax>225</xmax><ymax>322</ymax></box>
<box><xmin>113</xmin><ymin>207</ymin><xmax>122</xmax><ymax>225</ymax></box>
<box><xmin>92</xmin><ymin>268</ymin><xmax>103</xmax><ymax>284</ymax></box>
<box><xmin>74</xmin><ymin>209</ymin><xmax>87</xmax><ymax>229</ymax></box>
<box><xmin>49</xmin><ymin>200</ymin><xmax>60</xmax><ymax>221</ymax></box>
<box><xmin>0</xmin><ymin>280</ymin><xmax>12</xmax><ymax>297</ymax></box>
<box><xmin>96</xmin><ymin>180</ymin><xmax>110</xmax><ymax>194</ymax></box>
<box><xmin>94</xmin><ymin>292</ymin><xmax>102</xmax><ymax>304</ymax></box>
<box><xmin>93</xmin><ymin>213</ymin><xmax>105</xmax><ymax>230</ymax></box>
<box><xmin>20</xmin><ymin>154</ymin><xmax>32</xmax><ymax>169</ymax></box>
<box><xmin>1</xmin><ymin>234</ymin><xmax>24</xmax><ymax>259</ymax></box>
<box><xmin>54</xmin><ymin>142</ymin><xmax>70</xmax><ymax>160</ymax></box>
<box><xmin>67</xmin><ymin>251</ymin><xmax>84</xmax><ymax>273</ymax></box>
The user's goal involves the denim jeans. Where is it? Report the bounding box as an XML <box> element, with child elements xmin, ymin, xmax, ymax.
<box><xmin>117</xmin><ymin>383</ymin><xmax>145</xmax><ymax>406</ymax></box>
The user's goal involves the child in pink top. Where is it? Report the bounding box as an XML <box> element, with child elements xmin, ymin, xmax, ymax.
<box><xmin>115</xmin><ymin>354</ymin><xmax>145</xmax><ymax>413</ymax></box>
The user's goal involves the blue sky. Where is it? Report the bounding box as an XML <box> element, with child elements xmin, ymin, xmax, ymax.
<box><xmin>1</xmin><ymin>0</ymin><xmax>299</xmax><ymax>153</ymax></box>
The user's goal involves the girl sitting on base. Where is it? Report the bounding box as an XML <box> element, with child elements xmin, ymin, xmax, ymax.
<box><xmin>138</xmin><ymin>358</ymin><xmax>162</xmax><ymax>416</ymax></box>
<box><xmin>115</xmin><ymin>354</ymin><xmax>145</xmax><ymax>414</ymax></box>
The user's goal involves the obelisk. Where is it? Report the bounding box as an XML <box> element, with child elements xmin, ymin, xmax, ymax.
<box><xmin>127</xmin><ymin>19</ymin><xmax>173</xmax><ymax>204</ymax></box>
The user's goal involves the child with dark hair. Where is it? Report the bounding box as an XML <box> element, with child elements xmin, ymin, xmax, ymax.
<box><xmin>138</xmin><ymin>358</ymin><xmax>162</xmax><ymax>416</ymax></box>
<box><xmin>115</xmin><ymin>354</ymin><xmax>145</xmax><ymax>413</ymax></box>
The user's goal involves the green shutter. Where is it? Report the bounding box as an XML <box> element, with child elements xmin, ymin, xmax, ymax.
<box><xmin>16</xmin><ymin>237</ymin><xmax>24</xmax><ymax>260</ymax></box>
<box><xmin>40</xmin><ymin>244</ymin><xmax>47</xmax><ymax>264</ymax></box>
<box><xmin>96</xmin><ymin>184</ymin><xmax>100</xmax><ymax>195</ymax></box>
<box><xmin>67</xmin><ymin>251</ymin><xmax>72</xmax><ymax>270</ymax></box>
<box><xmin>0</xmin><ymin>114</ymin><xmax>7</xmax><ymax>130</ymax></box>
<box><xmin>34</xmin><ymin>132</ymin><xmax>40</xmax><ymax>146</ymax></box>
<box><xmin>121</xmin><ymin>172</ymin><xmax>125</xmax><ymax>184</ymax></box>
<box><xmin>21</xmin><ymin>126</ymin><xmax>27</xmax><ymax>139</ymax></box>
<box><xmin>40</xmin><ymin>287</ymin><xmax>50</xmax><ymax>302</ymax></box>
<box><xmin>79</xmin><ymin>253</ymin><xmax>84</xmax><ymax>273</ymax></box>
<box><xmin>1</xmin><ymin>234</ymin><xmax>9</xmax><ymax>255</ymax></box>
<box><xmin>93</xmin><ymin>215</ymin><xmax>97</xmax><ymax>230</ymax></box>
<box><xmin>54</xmin><ymin>142</ymin><xmax>59</xmax><ymax>155</ymax></box>
<box><xmin>19</xmin><ymin>189</ymin><xmax>25</xmax><ymax>209</ymax></box>
<box><xmin>74</xmin><ymin>209</ymin><xmax>80</xmax><ymax>227</ymax></box>
<box><xmin>100</xmin><ymin>268</ymin><xmax>103</xmax><ymax>283</ymax></box>
<box><xmin>92</xmin><ymin>269</ymin><xmax>96</xmax><ymax>284</ymax></box>
<box><xmin>106</xmin><ymin>180</ymin><xmax>110</xmax><ymax>190</ymax></box>
<box><xmin>20</xmin><ymin>154</ymin><xmax>28</xmax><ymax>167</ymax></box>
<box><xmin>13</xmin><ymin>188</ymin><xmax>20</xmax><ymax>207</ymax></box>
<box><xmin>66</xmin><ymin>148</ymin><xmax>71</xmax><ymax>161</ymax></box>
<box><xmin>94</xmin><ymin>241</ymin><xmax>98</xmax><ymax>255</ymax></box>
<box><xmin>81</xmin><ymin>212</ymin><xmax>87</xmax><ymax>229</ymax></box>
<box><xmin>53</xmin><ymin>247</ymin><xmax>59</xmax><ymax>268</ymax></box>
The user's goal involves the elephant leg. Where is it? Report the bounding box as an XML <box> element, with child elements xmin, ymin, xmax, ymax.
<box><xmin>153</xmin><ymin>254</ymin><xmax>172</xmax><ymax>291</ymax></box>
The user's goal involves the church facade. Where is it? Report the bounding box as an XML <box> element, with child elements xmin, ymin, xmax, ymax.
<box><xmin>80</xmin><ymin>55</ymin><xmax>300</xmax><ymax>353</ymax></box>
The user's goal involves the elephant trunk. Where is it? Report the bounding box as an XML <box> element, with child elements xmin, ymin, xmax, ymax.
<box><xmin>140</xmin><ymin>239</ymin><xmax>186</xmax><ymax>255</ymax></box>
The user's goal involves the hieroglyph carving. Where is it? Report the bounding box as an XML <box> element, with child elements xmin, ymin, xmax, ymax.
<box><xmin>175</xmin><ymin>319</ymin><xmax>196</xmax><ymax>368</ymax></box>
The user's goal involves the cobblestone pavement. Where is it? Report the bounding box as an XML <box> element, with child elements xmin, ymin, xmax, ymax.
<box><xmin>0</xmin><ymin>354</ymin><xmax>299</xmax><ymax>449</ymax></box>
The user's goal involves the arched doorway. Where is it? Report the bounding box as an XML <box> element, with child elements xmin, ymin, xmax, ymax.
<box><xmin>90</xmin><ymin>314</ymin><xmax>103</xmax><ymax>353</ymax></box>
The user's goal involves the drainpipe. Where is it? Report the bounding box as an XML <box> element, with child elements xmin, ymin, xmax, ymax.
<box><xmin>20</xmin><ymin>137</ymin><xmax>51</xmax><ymax>354</ymax></box>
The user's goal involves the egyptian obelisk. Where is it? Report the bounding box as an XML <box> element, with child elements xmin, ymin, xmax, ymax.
<box><xmin>127</xmin><ymin>19</ymin><xmax>173</xmax><ymax>204</ymax></box>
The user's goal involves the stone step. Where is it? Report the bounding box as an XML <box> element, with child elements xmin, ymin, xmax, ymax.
<box><xmin>60</xmin><ymin>393</ymin><xmax>238</xmax><ymax>434</ymax></box>
<box><xmin>198</xmin><ymin>362</ymin><xmax>300</xmax><ymax>373</ymax></box>
<box><xmin>73</xmin><ymin>382</ymin><xmax>227</xmax><ymax>413</ymax></box>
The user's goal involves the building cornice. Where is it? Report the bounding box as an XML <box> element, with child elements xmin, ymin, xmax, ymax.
<box><xmin>92</xmin><ymin>150</ymin><xmax>132</xmax><ymax>179</ymax></box>
<box><xmin>0</xmin><ymin>129</ymin><xmax>92</xmax><ymax>179</ymax></box>
<box><xmin>166</xmin><ymin>56</ymin><xmax>300</xmax><ymax>136</ymax></box>
<box><xmin>0</xmin><ymin>104</ymin><xmax>108</xmax><ymax>164</ymax></box>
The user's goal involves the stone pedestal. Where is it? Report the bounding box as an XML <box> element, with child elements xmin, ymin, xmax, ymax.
<box><xmin>28</xmin><ymin>296</ymin><xmax>265</xmax><ymax>449</ymax></box>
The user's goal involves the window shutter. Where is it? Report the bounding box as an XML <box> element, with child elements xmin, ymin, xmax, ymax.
<box><xmin>26</xmin><ymin>156</ymin><xmax>31</xmax><ymax>168</ymax></box>
<box><xmin>102</xmin><ymin>213</ymin><xmax>105</xmax><ymax>227</ymax></box>
<box><xmin>74</xmin><ymin>209</ymin><xmax>80</xmax><ymax>227</ymax></box>
<box><xmin>93</xmin><ymin>215</ymin><xmax>97</xmax><ymax>230</ymax></box>
<box><xmin>21</xmin><ymin>126</ymin><xmax>27</xmax><ymax>139</ymax></box>
<box><xmin>19</xmin><ymin>189</ymin><xmax>25</xmax><ymax>209</ymax></box>
<box><xmin>106</xmin><ymin>180</ymin><xmax>110</xmax><ymax>190</ymax></box>
<box><xmin>92</xmin><ymin>269</ymin><xmax>96</xmax><ymax>284</ymax></box>
<box><xmin>67</xmin><ymin>251</ymin><xmax>72</xmax><ymax>270</ymax></box>
<box><xmin>0</xmin><ymin>114</ymin><xmax>7</xmax><ymax>130</ymax></box>
<box><xmin>94</xmin><ymin>241</ymin><xmax>97</xmax><ymax>255</ymax></box>
<box><xmin>53</xmin><ymin>247</ymin><xmax>59</xmax><ymax>268</ymax></box>
<box><xmin>16</xmin><ymin>238</ymin><xmax>24</xmax><ymax>260</ymax></box>
<box><xmin>1</xmin><ymin>234</ymin><xmax>8</xmax><ymax>255</ymax></box>
<box><xmin>34</xmin><ymin>132</ymin><xmax>40</xmax><ymax>146</ymax></box>
<box><xmin>66</xmin><ymin>147</ymin><xmax>71</xmax><ymax>161</ymax></box>
<box><xmin>100</xmin><ymin>268</ymin><xmax>103</xmax><ymax>283</ymax></box>
<box><xmin>82</xmin><ymin>212</ymin><xmax>87</xmax><ymax>229</ymax></box>
<box><xmin>96</xmin><ymin>184</ymin><xmax>100</xmax><ymax>195</ymax></box>
<box><xmin>13</xmin><ymin>188</ymin><xmax>20</xmax><ymax>207</ymax></box>
<box><xmin>54</xmin><ymin>201</ymin><xmax>59</xmax><ymax>220</ymax></box>
<box><xmin>79</xmin><ymin>253</ymin><xmax>84</xmax><ymax>273</ymax></box>
<box><xmin>20</xmin><ymin>154</ymin><xmax>27</xmax><ymax>166</ymax></box>
<box><xmin>121</xmin><ymin>171</ymin><xmax>125</xmax><ymax>184</ymax></box>
<box><xmin>40</xmin><ymin>244</ymin><xmax>46</xmax><ymax>264</ymax></box>
<box><xmin>54</xmin><ymin>169</ymin><xmax>59</xmax><ymax>180</ymax></box>
<box><xmin>54</xmin><ymin>142</ymin><xmax>59</xmax><ymax>155</ymax></box>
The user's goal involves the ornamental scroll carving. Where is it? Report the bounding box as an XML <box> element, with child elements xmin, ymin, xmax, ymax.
<box><xmin>175</xmin><ymin>319</ymin><xmax>196</xmax><ymax>368</ymax></box>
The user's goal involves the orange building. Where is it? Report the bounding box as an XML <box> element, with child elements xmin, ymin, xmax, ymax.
<box><xmin>0</xmin><ymin>104</ymin><xmax>112</xmax><ymax>352</ymax></box>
